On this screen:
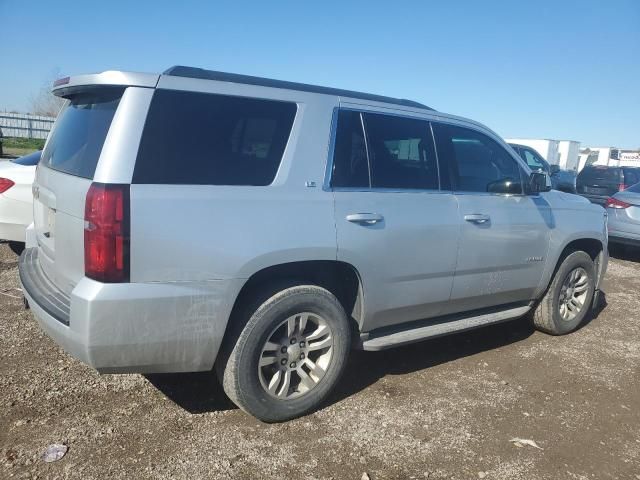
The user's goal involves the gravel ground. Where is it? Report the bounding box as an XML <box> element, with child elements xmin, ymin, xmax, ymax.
<box><xmin>0</xmin><ymin>243</ymin><xmax>639</xmax><ymax>479</ymax></box>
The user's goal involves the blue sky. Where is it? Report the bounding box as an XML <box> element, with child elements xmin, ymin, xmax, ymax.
<box><xmin>0</xmin><ymin>0</ymin><xmax>638</xmax><ymax>148</ymax></box>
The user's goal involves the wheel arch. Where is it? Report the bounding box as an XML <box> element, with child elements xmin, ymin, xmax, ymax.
<box><xmin>228</xmin><ymin>260</ymin><xmax>365</xmax><ymax>334</ymax></box>
<box><xmin>536</xmin><ymin>235</ymin><xmax>606</xmax><ymax>299</ymax></box>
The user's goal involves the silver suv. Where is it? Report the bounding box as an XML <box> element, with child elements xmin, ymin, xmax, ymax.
<box><xmin>19</xmin><ymin>66</ymin><xmax>608</xmax><ymax>422</ymax></box>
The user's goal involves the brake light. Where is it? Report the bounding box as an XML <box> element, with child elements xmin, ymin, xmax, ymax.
<box><xmin>84</xmin><ymin>183</ymin><xmax>130</xmax><ymax>282</ymax></box>
<box><xmin>618</xmin><ymin>183</ymin><xmax>628</xmax><ymax>191</ymax></box>
<box><xmin>605</xmin><ymin>197</ymin><xmax>631</xmax><ymax>209</ymax></box>
<box><xmin>53</xmin><ymin>76</ymin><xmax>70</xmax><ymax>87</ymax></box>
<box><xmin>0</xmin><ymin>178</ymin><xmax>15</xmax><ymax>193</ymax></box>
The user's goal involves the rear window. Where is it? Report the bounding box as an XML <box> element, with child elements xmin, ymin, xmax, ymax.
<box><xmin>41</xmin><ymin>89</ymin><xmax>123</xmax><ymax>178</ymax></box>
<box><xmin>133</xmin><ymin>90</ymin><xmax>297</xmax><ymax>185</ymax></box>
<box><xmin>578</xmin><ymin>167</ymin><xmax>621</xmax><ymax>184</ymax></box>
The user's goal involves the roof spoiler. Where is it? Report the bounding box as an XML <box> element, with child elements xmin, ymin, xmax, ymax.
<box><xmin>52</xmin><ymin>71</ymin><xmax>159</xmax><ymax>97</ymax></box>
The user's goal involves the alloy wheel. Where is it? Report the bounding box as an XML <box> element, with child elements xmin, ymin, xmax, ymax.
<box><xmin>258</xmin><ymin>312</ymin><xmax>333</xmax><ymax>399</ymax></box>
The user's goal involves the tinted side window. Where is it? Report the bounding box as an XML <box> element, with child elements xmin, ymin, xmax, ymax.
<box><xmin>134</xmin><ymin>90</ymin><xmax>297</xmax><ymax>185</ymax></box>
<box><xmin>363</xmin><ymin>113</ymin><xmax>438</xmax><ymax>190</ymax></box>
<box><xmin>522</xmin><ymin>148</ymin><xmax>548</xmax><ymax>172</ymax></box>
<box><xmin>433</xmin><ymin>123</ymin><xmax>523</xmax><ymax>194</ymax></box>
<box><xmin>331</xmin><ymin>110</ymin><xmax>369</xmax><ymax>188</ymax></box>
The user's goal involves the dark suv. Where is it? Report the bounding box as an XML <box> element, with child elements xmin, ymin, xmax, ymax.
<box><xmin>576</xmin><ymin>165</ymin><xmax>640</xmax><ymax>205</ymax></box>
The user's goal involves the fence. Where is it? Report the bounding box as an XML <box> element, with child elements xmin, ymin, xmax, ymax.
<box><xmin>0</xmin><ymin>112</ymin><xmax>56</xmax><ymax>140</ymax></box>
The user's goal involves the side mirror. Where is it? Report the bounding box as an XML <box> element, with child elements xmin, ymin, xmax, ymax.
<box><xmin>529</xmin><ymin>172</ymin><xmax>551</xmax><ymax>193</ymax></box>
<box><xmin>487</xmin><ymin>178</ymin><xmax>523</xmax><ymax>194</ymax></box>
<box><xmin>549</xmin><ymin>164</ymin><xmax>560</xmax><ymax>175</ymax></box>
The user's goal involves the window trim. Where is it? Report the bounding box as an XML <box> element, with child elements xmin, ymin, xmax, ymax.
<box><xmin>325</xmin><ymin>107</ymin><xmax>444</xmax><ymax>193</ymax></box>
<box><xmin>359</xmin><ymin>112</ymin><xmax>373</xmax><ymax>189</ymax></box>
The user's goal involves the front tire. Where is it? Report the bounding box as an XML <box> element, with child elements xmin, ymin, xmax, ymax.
<box><xmin>531</xmin><ymin>251</ymin><xmax>596</xmax><ymax>335</ymax></box>
<box><xmin>218</xmin><ymin>285</ymin><xmax>351</xmax><ymax>422</ymax></box>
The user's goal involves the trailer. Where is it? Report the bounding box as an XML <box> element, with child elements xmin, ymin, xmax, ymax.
<box><xmin>557</xmin><ymin>140</ymin><xmax>581</xmax><ymax>171</ymax></box>
<box><xmin>584</xmin><ymin>147</ymin><xmax>640</xmax><ymax>168</ymax></box>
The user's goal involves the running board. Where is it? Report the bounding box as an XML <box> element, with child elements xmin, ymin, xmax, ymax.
<box><xmin>361</xmin><ymin>305</ymin><xmax>531</xmax><ymax>351</ymax></box>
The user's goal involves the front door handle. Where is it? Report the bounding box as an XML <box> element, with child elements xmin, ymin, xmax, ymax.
<box><xmin>346</xmin><ymin>213</ymin><xmax>384</xmax><ymax>225</ymax></box>
<box><xmin>464</xmin><ymin>213</ymin><xmax>491</xmax><ymax>224</ymax></box>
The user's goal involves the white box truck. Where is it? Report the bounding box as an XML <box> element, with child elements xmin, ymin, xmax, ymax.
<box><xmin>585</xmin><ymin>147</ymin><xmax>640</xmax><ymax>167</ymax></box>
<box><xmin>557</xmin><ymin>140</ymin><xmax>581</xmax><ymax>171</ymax></box>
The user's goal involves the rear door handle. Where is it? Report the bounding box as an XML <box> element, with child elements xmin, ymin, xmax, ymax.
<box><xmin>464</xmin><ymin>214</ymin><xmax>491</xmax><ymax>224</ymax></box>
<box><xmin>346</xmin><ymin>213</ymin><xmax>384</xmax><ymax>225</ymax></box>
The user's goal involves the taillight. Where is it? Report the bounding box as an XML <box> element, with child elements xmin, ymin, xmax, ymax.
<box><xmin>618</xmin><ymin>183</ymin><xmax>628</xmax><ymax>191</ymax></box>
<box><xmin>0</xmin><ymin>178</ymin><xmax>15</xmax><ymax>194</ymax></box>
<box><xmin>605</xmin><ymin>197</ymin><xmax>631</xmax><ymax>209</ymax></box>
<box><xmin>84</xmin><ymin>183</ymin><xmax>130</xmax><ymax>282</ymax></box>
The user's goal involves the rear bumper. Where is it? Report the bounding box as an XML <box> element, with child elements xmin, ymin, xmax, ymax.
<box><xmin>608</xmin><ymin>219</ymin><xmax>640</xmax><ymax>247</ymax></box>
<box><xmin>608</xmin><ymin>232</ymin><xmax>640</xmax><ymax>247</ymax></box>
<box><xmin>0</xmin><ymin>222</ymin><xmax>26</xmax><ymax>242</ymax></box>
<box><xmin>0</xmin><ymin>196</ymin><xmax>31</xmax><ymax>242</ymax></box>
<box><xmin>19</xmin><ymin>248</ymin><xmax>242</xmax><ymax>373</ymax></box>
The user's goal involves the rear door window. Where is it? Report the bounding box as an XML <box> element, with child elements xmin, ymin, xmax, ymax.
<box><xmin>330</xmin><ymin>109</ymin><xmax>439</xmax><ymax>190</ymax></box>
<box><xmin>41</xmin><ymin>88</ymin><xmax>123</xmax><ymax>178</ymax></box>
<box><xmin>363</xmin><ymin>113</ymin><xmax>439</xmax><ymax>190</ymax></box>
<box><xmin>133</xmin><ymin>90</ymin><xmax>297</xmax><ymax>186</ymax></box>
<box><xmin>331</xmin><ymin>110</ymin><xmax>369</xmax><ymax>188</ymax></box>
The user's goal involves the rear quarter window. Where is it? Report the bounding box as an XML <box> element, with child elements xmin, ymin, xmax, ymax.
<box><xmin>133</xmin><ymin>90</ymin><xmax>297</xmax><ymax>185</ymax></box>
<box><xmin>41</xmin><ymin>88</ymin><xmax>123</xmax><ymax>179</ymax></box>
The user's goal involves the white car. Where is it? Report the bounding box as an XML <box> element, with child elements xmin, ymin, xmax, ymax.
<box><xmin>0</xmin><ymin>151</ymin><xmax>40</xmax><ymax>254</ymax></box>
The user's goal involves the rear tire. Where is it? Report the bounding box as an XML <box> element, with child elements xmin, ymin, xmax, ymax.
<box><xmin>531</xmin><ymin>251</ymin><xmax>596</xmax><ymax>335</ymax></box>
<box><xmin>217</xmin><ymin>284</ymin><xmax>351</xmax><ymax>422</ymax></box>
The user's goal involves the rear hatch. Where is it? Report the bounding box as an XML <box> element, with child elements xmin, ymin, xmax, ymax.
<box><xmin>33</xmin><ymin>88</ymin><xmax>124</xmax><ymax>296</ymax></box>
<box><xmin>576</xmin><ymin>167</ymin><xmax>621</xmax><ymax>199</ymax></box>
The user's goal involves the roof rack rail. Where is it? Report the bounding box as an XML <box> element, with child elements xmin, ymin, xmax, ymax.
<box><xmin>163</xmin><ymin>65</ymin><xmax>433</xmax><ymax>111</ymax></box>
